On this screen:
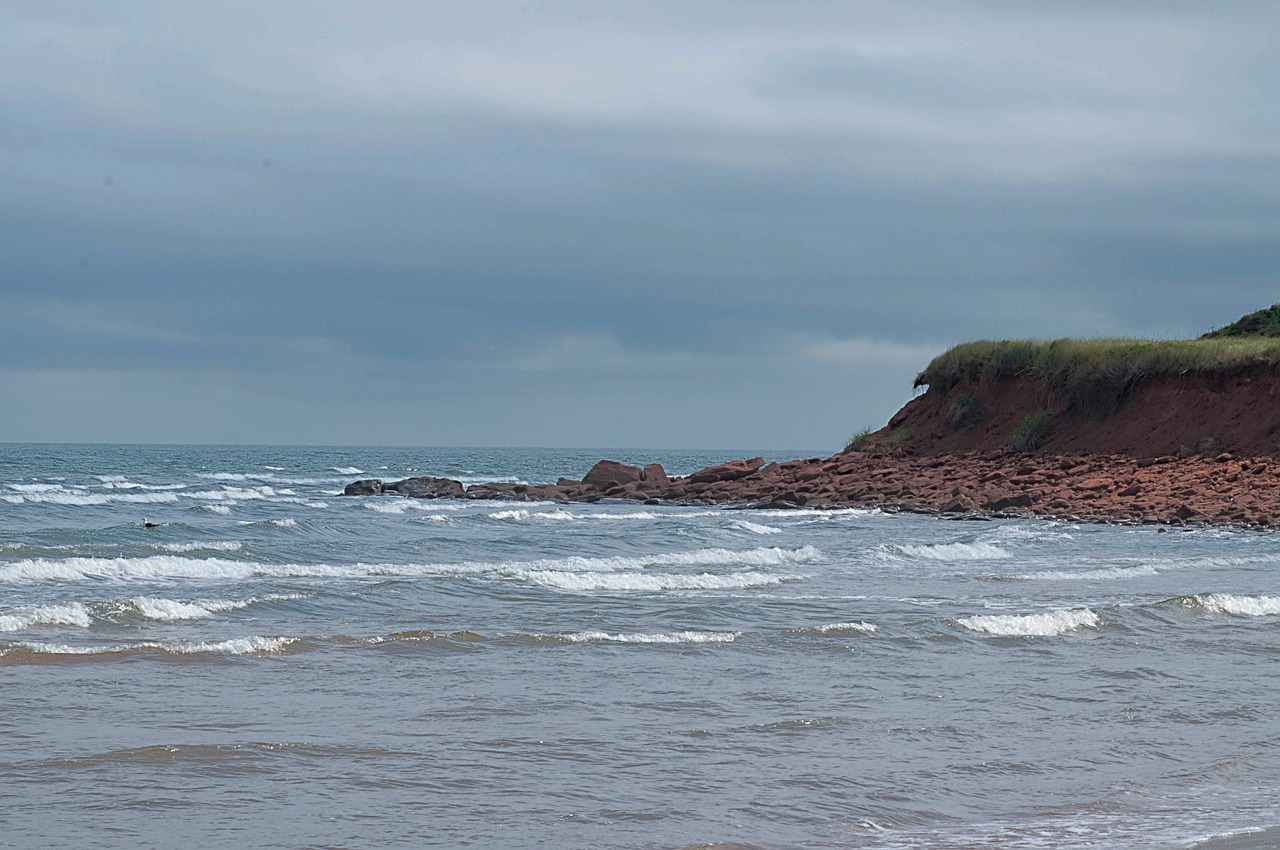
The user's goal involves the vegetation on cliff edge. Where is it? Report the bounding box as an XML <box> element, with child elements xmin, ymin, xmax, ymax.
<box><xmin>1203</xmin><ymin>304</ymin><xmax>1280</xmax><ymax>338</ymax></box>
<box><xmin>915</xmin><ymin>337</ymin><xmax>1280</xmax><ymax>418</ymax></box>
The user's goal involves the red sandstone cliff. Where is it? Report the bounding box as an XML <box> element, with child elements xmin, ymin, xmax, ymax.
<box><xmin>874</xmin><ymin>368</ymin><xmax>1280</xmax><ymax>458</ymax></box>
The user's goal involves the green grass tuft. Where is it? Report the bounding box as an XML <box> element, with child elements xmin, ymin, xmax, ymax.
<box><xmin>843</xmin><ymin>428</ymin><xmax>874</xmax><ymax>453</ymax></box>
<box><xmin>1005</xmin><ymin>410</ymin><xmax>1054</xmax><ymax>453</ymax></box>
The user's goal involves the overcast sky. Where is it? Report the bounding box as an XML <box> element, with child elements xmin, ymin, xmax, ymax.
<box><xmin>3</xmin><ymin>2</ymin><xmax>1278</xmax><ymax>448</ymax></box>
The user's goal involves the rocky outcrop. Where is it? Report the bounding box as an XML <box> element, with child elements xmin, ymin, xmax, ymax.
<box><xmin>583</xmin><ymin>460</ymin><xmax>643</xmax><ymax>490</ymax></box>
<box><xmin>338</xmin><ymin>362</ymin><xmax>1280</xmax><ymax>529</ymax></box>
<box><xmin>343</xmin><ymin>479</ymin><xmax>383</xmax><ymax>496</ymax></box>
<box><xmin>342</xmin><ymin>449</ymin><xmax>1280</xmax><ymax>529</ymax></box>
<box><xmin>383</xmin><ymin>476</ymin><xmax>465</xmax><ymax>499</ymax></box>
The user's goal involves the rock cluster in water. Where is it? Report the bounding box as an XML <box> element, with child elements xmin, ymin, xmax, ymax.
<box><xmin>343</xmin><ymin>450</ymin><xmax>1280</xmax><ymax>529</ymax></box>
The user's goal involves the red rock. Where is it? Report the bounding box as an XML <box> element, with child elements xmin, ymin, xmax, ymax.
<box><xmin>688</xmin><ymin>457</ymin><xmax>765</xmax><ymax>484</ymax></box>
<box><xmin>583</xmin><ymin>460</ymin><xmax>643</xmax><ymax>490</ymax></box>
<box><xmin>641</xmin><ymin>464</ymin><xmax>670</xmax><ymax>486</ymax></box>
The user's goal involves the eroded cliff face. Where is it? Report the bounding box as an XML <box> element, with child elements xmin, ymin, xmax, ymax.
<box><xmin>879</xmin><ymin>369</ymin><xmax>1280</xmax><ymax>458</ymax></box>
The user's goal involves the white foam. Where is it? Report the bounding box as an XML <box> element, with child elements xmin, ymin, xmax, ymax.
<box><xmin>488</xmin><ymin>508</ymin><xmax>532</xmax><ymax>520</ymax></box>
<box><xmin>157</xmin><ymin>541</ymin><xmax>243</xmax><ymax>553</ymax></box>
<box><xmin>0</xmin><ymin>546</ymin><xmax>820</xmax><ymax>584</ymax></box>
<box><xmin>958</xmin><ymin>608</ymin><xmax>1100</xmax><ymax>636</ymax></box>
<box><xmin>562</xmin><ymin>630</ymin><xmax>740</xmax><ymax>643</ymax></box>
<box><xmin>0</xmin><ymin>602</ymin><xmax>93</xmax><ymax>632</ymax></box>
<box><xmin>196</xmin><ymin>472</ymin><xmax>331</xmax><ymax>485</ymax></box>
<box><xmin>1192</xmin><ymin>593</ymin><xmax>1280</xmax><ymax>617</ymax></box>
<box><xmin>8</xmin><ymin>483</ymin><xmax>69</xmax><ymax>493</ymax></box>
<box><xmin>331</xmin><ymin>467</ymin><xmax>364</xmax><ymax>475</ymax></box>
<box><xmin>515</xmin><ymin>570</ymin><xmax>804</xmax><ymax>592</ymax></box>
<box><xmin>198</xmin><ymin>504</ymin><xmax>232</xmax><ymax>515</ymax></box>
<box><xmin>729</xmin><ymin>520</ymin><xmax>782</xmax><ymax>535</ymax></box>
<box><xmin>96</xmin><ymin>479</ymin><xmax>184</xmax><ymax>491</ymax></box>
<box><xmin>1017</xmin><ymin>565</ymin><xmax>1159</xmax><ymax>581</ymax></box>
<box><xmin>989</xmin><ymin>525</ymin><xmax>1073</xmax><ymax>542</ymax></box>
<box><xmin>187</xmin><ymin>486</ymin><xmax>294</xmax><ymax>501</ymax></box>
<box><xmin>367</xmin><ymin>501</ymin><xmax>414</xmax><ymax>514</ymax></box>
<box><xmin>886</xmin><ymin>541</ymin><xmax>1012</xmax><ymax>561</ymax></box>
<box><xmin>7</xmin><ymin>636</ymin><xmax>296</xmax><ymax>656</ymax></box>
<box><xmin>128</xmin><ymin>593</ymin><xmax>304</xmax><ymax>621</ymax></box>
<box><xmin>2</xmin><ymin>491</ymin><xmax>179</xmax><ymax>506</ymax></box>
<box><xmin>488</xmin><ymin>508</ymin><xmax>664</xmax><ymax>522</ymax></box>
<box><xmin>814</xmin><ymin>621</ymin><xmax>877</xmax><ymax>633</ymax></box>
<box><xmin>240</xmin><ymin>518</ymin><xmax>297</xmax><ymax>528</ymax></box>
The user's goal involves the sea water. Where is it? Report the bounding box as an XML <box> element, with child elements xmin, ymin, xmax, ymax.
<box><xmin>2</xmin><ymin>443</ymin><xmax>1279</xmax><ymax>849</ymax></box>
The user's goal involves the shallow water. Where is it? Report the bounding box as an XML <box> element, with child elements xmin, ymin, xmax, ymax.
<box><xmin>2</xmin><ymin>443</ymin><xmax>1279</xmax><ymax>849</ymax></box>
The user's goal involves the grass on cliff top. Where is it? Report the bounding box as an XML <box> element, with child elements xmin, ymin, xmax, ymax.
<box><xmin>915</xmin><ymin>337</ymin><xmax>1280</xmax><ymax>418</ymax></box>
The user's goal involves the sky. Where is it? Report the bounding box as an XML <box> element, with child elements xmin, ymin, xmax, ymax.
<box><xmin>3</xmin><ymin>1</ymin><xmax>1279</xmax><ymax>449</ymax></box>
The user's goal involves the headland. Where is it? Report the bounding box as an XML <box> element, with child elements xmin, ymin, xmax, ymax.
<box><xmin>344</xmin><ymin>306</ymin><xmax>1280</xmax><ymax>529</ymax></box>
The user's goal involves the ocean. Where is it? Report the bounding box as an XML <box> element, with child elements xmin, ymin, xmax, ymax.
<box><xmin>2</xmin><ymin>443</ymin><xmax>1278</xmax><ymax>850</ymax></box>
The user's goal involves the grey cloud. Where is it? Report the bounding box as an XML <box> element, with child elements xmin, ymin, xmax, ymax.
<box><xmin>2</xmin><ymin>2</ymin><xmax>1278</xmax><ymax>446</ymax></box>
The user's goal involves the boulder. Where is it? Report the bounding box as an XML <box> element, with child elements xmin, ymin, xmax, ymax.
<box><xmin>383</xmin><ymin>476</ymin><xmax>464</xmax><ymax>499</ymax></box>
<box><xmin>343</xmin><ymin>479</ymin><xmax>383</xmax><ymax>496</ymax></box>
<box><xmin>583</xmin><ymin>460</ymin><xmax>643</xmax><ymax>490</ymax></box>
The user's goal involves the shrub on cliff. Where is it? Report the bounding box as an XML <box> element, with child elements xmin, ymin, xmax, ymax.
<box><xmin>1005</xmin><ymin>410</ymin><xmax>1054</xmax><ymax>453</ymax></box>
<box><xmin>1202</xmin><ymin>305</ymin><xmax>1280</xmax><ymax>338</ymax></box>
<box><xmin>946</xmin><ymin>394</ymin><xmax>986</xmax><ymax>429</ymax></box>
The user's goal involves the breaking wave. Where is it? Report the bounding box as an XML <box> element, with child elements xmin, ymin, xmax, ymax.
<box><xmin>0</xmin><ymin>602</ymin><xmax>93</xmax><ymax>632</ymax></box>
<box><xmin>513</xmin><ymin>570</ymin><xmax>804</xmax><ymax>592</ymax></box>
<box><xmin>812</xmin><ymin>621</ymin><xmax>878</xmax><ymax>634</ymax></box>
<box><xmin>958</xmin><ymin>608</ymin><xmax>1101</xmax><ymax>637</ymax></box>
<box><xmin>1</xmin><ymin>636</ymin><xmax>297</xmax><ymax>660</ymax></box>
<box><xmin>558</xmin><ymin>630</ymin><xmax>740</xmax><ymax>644</ymax></box>
<box><xmin>1180</xmin><ymin>593</ymin><xmax>1280</xmax><ymax>617</ymax></box>
<box><xmin>157</xmin><ymin>541</ymin><xmax>243</xmax><ymax>553</ymax></box>
<box><xmin>126</xmin><ymin>593</ymin><xmax>305</xmax><ymax>621</ymax></box>
<box><xmin>1015</xmin><ymin>565</ymin><xmax>1159</xmax><ymax>581</ymax></box>
<box><xmin>0</xmin><ymin>546</ymin><xmax>821</xmax><ymax>585</ymax></box>
<box><xmin>885</xmin><ymin>541</ymin><xmax>1012</xmax><ymax>561</ymax></box>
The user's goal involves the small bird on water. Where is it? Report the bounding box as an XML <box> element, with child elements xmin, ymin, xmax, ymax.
<box><xmin>142</xmin><ymin>519</ymin><xmax>159</xmax><ymax>529</ymax></box>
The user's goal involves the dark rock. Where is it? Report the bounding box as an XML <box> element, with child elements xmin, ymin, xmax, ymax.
<box><xmin>464</xmin><ymin>484</ymin><xmax>520</xmax><ymax>500</ymax></box>
<box><xmin>383</xmin><ymin>476</ymin><xmax>464</xmax><ymax>499</ymax></box>
<box><xmin>983</xmin><ymin>493</ymin><xmax>1034</xmax><ymax>511</ymax></box>
<box><xmin>343</xmin><ymin>479</ymin><xmax>383</xmax><ymax>496</ymax></box>
<box><xmin>583</xmin><ymin>460</ymin><xmax>643</xmax><ymax>490</ymax></box>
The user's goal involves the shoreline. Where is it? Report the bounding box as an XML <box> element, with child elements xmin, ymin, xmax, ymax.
<box><xmin>343</xmin><ymin>449</ymin><xmax>1280</xmax><ymax>530</ymax></box>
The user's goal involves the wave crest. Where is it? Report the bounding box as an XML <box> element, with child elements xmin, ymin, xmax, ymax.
<box><xmin>958</xmin><ymin>608</ymin><xmax>1100</xmax><ymax>636</ymax></box>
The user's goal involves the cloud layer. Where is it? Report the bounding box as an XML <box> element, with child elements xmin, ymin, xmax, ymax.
<box><xmin>3</xmin><ymin>2</ymin><xmax>1278</xmax><ymax>447</ymax></box>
